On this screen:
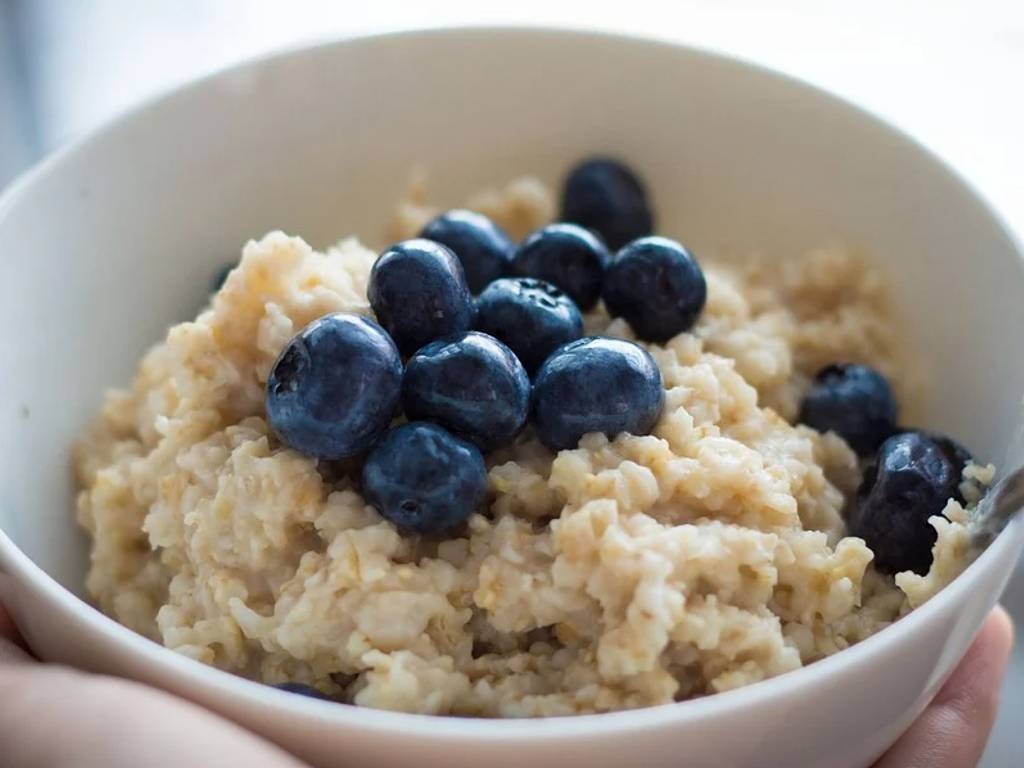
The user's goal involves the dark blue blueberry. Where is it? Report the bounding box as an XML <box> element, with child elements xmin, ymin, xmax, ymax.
<box><xmin>266</xmin><ymin>313</ymin><xmax>402</xmax><ymax>459</ymax></box>
<box><xmin>362</xmin><ymin>422</ymin><xmax>487</xmax><ymax>535</ymax></box>
<box><xmin>402</xmin><ymin>331</ymin><xmax>530</xmax><ymax>451</ymax></box>
<box><xmin>798</xmin><ymin>364</ymin><xmax>898</xmax><ymax>457</ymax></box>
<box><xmin>274</xmin><ymin>683</ymin><xmax>329</xmax><ymax>700</ymax></box>
<box><xmin>512</xmin><ymin>224</ymin><xmax>610</xmax><ymax>310</ymax></box>
<box><xmin>894</xmin><ymin>429</ymin><xmax>973</xmax><ymax>503</ymax></box>
<box><xmin>560</xmin><ymin>157</ymin><xmax>654</xmax><ymax>250</ymax></box>
<box><xmin>420</xmin><ymin>209</ymin><xmax>514</xmax><ymax>293</ymax></box>
<box><xmin>938</xmin><ymin>437</ymin><xmax>972</xmax><ymax>474</ymax></box>
<box><xmin>851</xmin><ymin>432</ymin><xmax>960</xmax><ymax>575</ymax></box>
<box><xmin>602</xmin><ymin>236</ymin><xmax>707</xmax><ymax>342</ymax></box>
<box><xmin>368</xmin><ymin>239</ymin><xmax>475</xmax><ymax>356</ymax></box>
<box><xmin>532</xmin><ymin>337</ymin><xmax>664</xmax><ymax>451</ymax></box>
<box><xmin>474</xmin><ymin>277</ymin><xmax>583</xmax><ymax>376</ymax></box>
<box><xmin>923</xmin><ymin>431</ymin><xmax>972</xmax><ymax>476</ymax></box>
<box><xmin>212</xmin><ymin>263</ymin><xmax>235</xmax><ymax>292</ymax></box>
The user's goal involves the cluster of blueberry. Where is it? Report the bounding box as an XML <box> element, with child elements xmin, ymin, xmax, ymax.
<box><xmin>251</xmin><ymin>163</ymin><xmax>983</xmax><ymax>701</ymax></box>
<box><xmin>798</xmin><ymin>363</ymin><xmax>975</xmax><ymax>575</ymax></box>
<box><xmin>254</xmin><ymin>156</ymin><xmax>976</xmax><ymax>577</ymax></box>
<box><xmin>265</xmin><ymin>159</ymin><xmax>708</xmax><ymax>537</ymax></box>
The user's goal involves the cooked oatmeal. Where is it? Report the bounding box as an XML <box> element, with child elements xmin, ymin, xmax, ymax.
<box><xmin>74</xmin><ymin>177</ymin><xmax>990</xmax><ymax>716</ymax></box>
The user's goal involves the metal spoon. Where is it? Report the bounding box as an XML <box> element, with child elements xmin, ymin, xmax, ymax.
<box><xmin>970</xmin><ymin>465</ymin><xmax>1024</xmax><ymax>550</ymax></box>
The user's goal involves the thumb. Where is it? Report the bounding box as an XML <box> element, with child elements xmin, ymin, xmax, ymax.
<box><xmin>874</xmin><ymin>606</ymin><xmax>1014</xmax><ymax>768</ymax></box>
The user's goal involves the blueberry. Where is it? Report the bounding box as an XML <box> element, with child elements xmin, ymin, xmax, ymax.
<box><xmin>266</xmin><ymin>314</ymin><xmax>402</xmax><ymax>459</ymax></box>
<box><xmin>368</xmin><ymin>239</ymin><xmax>475</xmax><ymax>356</ymax></box>
<box><xmin>560</xmin><ymin>157</ymin><xmax>654</xmax><ymax>250</ymax></box>
<box><xmin>922</xmin><ymin>431</ymin><xmax>972</xmax><ymax>476</ymax></box>
<box><xmin>275</xmin><ymin>683</ymin><xmax>329</xmax><ymax>700</ymax></box>
<box><xmin>895</xmin><ymin>429</ymin><xmax>973</xmax><ymax>503</ymax></box>
<box><xmin>533</xmin><ymin>337</ymin><xmax>664</xmax><ymax>451</ymax></box>
<box><xmin>851</xmin><ymin>432</ymin><xmax>960</xmax><ymax>575</ymax></box>
<box><xmin>602</xmin><ymin>236</ymin><xmax>707</xmax><ymax>342</ymax></box>
<box><xmin>420</xmin><ymin>209</ymin><xmax>515</xmax><ymax>293</ymax></box>
<box><xmin>362</xmin><ymin>422</ymin><xmax>488</xmax><ymax>534</ymax></box>
<box><xmin>474</xmin><ymin>277</ymin><xmax>583</xmax><ymax>376</ymax></box>
<box><xmin>403</xmin><ymin>331</ymin><xmax>530</xmax><ymax>451</ymax></box>
<box><xmin>798</xmin><ymin>364</ymin><xmax>898</xmax><ymax>456</ymax></box>
<box><xmin>512</xmin><ymin>224</ymin><xmax>610</xmax><ymax>310</ymax></box>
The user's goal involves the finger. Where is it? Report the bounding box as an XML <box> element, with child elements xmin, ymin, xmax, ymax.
<box><xmin>0</xmin><ymin>663</ymin><xmax>310</xmax><ymax>767</ymax></box>
<box><xmin>875</xmin><ymin>606</ymin><xmax>1015</xmax><ymax>768</ymax></box>
<box><xmin>0</xmin><ymin>600</ymin><xmax>33</xmax><ymax>664</ymax></box>
<box><xmin>0</xmin><ymin>635</ymin><xmax>33</xmax><ymax>664</ymax></box>
<box><xmin>0</xmin><ymin>599</ymin><xmax>16</xmax><ymax>638</ymax></box>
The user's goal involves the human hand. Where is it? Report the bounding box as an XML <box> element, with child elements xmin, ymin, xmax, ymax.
<box><xmin>0</xmin><ymin>600</ymin><xmax>1013</xmax><ymax>768</ymax></box>
<box><xmin>0</xmin><ymin>601</ymin><xmax>309</xmax><ymax>768</ymax></box>
<box><xmin>874</xmin><ymin>606</ymin><xmax>1014</xmax><ymax>768</ymax></box>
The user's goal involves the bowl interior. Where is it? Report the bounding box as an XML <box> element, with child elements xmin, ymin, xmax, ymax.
<box><xmin>1</xmin><ymin>27</ymin><xmax>1023</xmax><ymax>598</ymax></box>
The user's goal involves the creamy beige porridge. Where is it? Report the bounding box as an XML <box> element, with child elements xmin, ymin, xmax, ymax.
<box><xmin>74</xmin><ymin>175</ymin><xmax>992</xmax><ymax>716</ymax></box>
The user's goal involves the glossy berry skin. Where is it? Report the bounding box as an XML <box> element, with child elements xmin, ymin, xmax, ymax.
<box><xmin>512</xmin><ymin>223</ymin><xmax>610</xmax><ymax>310</ymax></box>
<box><xmin>275</xmin><ymin>683</ymin><xmax>328</xmax><ymax>700</ymax></box>
<box><xmin>368</xmin><ymin>239</ymin><xmax>475</xmax><ymax>357</ymax></box>
<box><xmin>560</xmin><ymin>157</ymin><xmax>654</xmax><ymax>250</ymax></box>
<box><xmin>602</xmin><ymin>236</ymin><xmax>707</xmax><ymax>342</ymax></box>
<box><xmin>532</xmin><ymin>336</ymin><xmax>664</xmax><ymax>451</ymax></box>
<box><xmin>851</xmin><ymin>432</ymin><xmax>960</xmax><ymax>575</ymax></box>
<box><xmin>362</xmin><ymin>422</ymin><xmax>488</xmax><ymax>535</ymax></box>
<box><xmin>420</xmin><ymin>209</ymin><xmax>515</xmax><ymax>293</ymax></box>
<box><xmin>896</xmin><ymin>429</ymin><xmax>973</xmax><ymax>503</ymax></box>
<box><xmin>266</xmin><ymin>314</ymin><xmax>402</xmax><ymax>459</ymax></box>
<box><xmin>921</xmin><ymin>431</ymin><xmax>972</xmax><ymax>477</ymax></box>
<box><xmin>799</xmin><ymin>364</ymin><xmax>898</xmax><ymax>456</ymax></box>
<box><xmin>402</xmin><ymin>332</ymin><xmax>530</xmax><ymax>451</ymax></box>
<box><xmin>474</xmin><ymin>277</ymin><xmax>583</xmax><ymax>376</ymax></box>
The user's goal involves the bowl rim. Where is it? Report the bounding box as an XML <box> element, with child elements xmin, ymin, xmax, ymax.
<box><xmin>1</xmin><ymin>23</ymin><xmax>1023</xmax><ymax>740</ymax></box>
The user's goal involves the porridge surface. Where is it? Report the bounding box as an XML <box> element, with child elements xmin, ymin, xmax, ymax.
<box><xmin>74</xmin><ymin>178</ymin><xmax>986</xmax><ymax>716</ymax></box>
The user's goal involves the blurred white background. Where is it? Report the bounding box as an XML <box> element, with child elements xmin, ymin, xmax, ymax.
<box><xmin>1</xmin><ymin>1</ymin><xmax>1022</xmax><ymax>764</ymax></box>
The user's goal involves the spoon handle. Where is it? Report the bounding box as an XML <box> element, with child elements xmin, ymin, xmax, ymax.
<box><xmin>971</xmin><ymin>465</ymin><xmax>1024</xmax><ymax>550</ymax></box>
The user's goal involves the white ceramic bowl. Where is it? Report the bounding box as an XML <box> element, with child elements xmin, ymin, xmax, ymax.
<box><xmin>1</xmin><ymin>26</ymin><xmax>1023</xmax><ymax>768</ymax></box>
